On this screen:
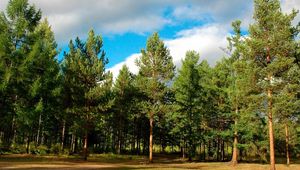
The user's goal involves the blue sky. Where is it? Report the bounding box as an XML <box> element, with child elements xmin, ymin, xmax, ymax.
<box><xmin>1</xmin><ymin>0</ymin><xmax>299</xmax><ymax>77</ymax></box>
<box><xmin>103</xmin><ymin>18</ymin><xmax>208</xmax><ymax>68</ymax></box>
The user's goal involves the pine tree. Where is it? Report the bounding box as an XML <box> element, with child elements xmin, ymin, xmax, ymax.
<box><xmin>273</xmin><ymin>63</ymin><xmax>300</xmax><ymax>165</ymax></box>
<box><xmin>136</xmin><ymin>32</ymin><xmax>175</xmax><ymax>162</ymax></box>
<box><xmin>0</xmin><ymin>0</ymin><xmax>44</xmax><ymax>148</ymax></box>
<box><xmin>63</xmin><ymin>30</ymin><xmax>113</xmax><ymax>160</ymax></box>
<box><xmin>172</xmin><ymin>51</ymin><xmax>201</xmax><ymax>161</ymax></box>
<box><xmin>245</xmin><ymin>0</ymin><xmax>298</xmax><ymax>169</ymax></box>
<box><xmin>112</xmin><ymin>65</ymin><xmax>134</xmax><ymax>154</ymax></box>
<box><xmin>210</xmin><ymin>58</ymin><xmax>233</xmax><ymax>161</ymax></box>
<box><xmin>226</xmin><ymin>20</ymin><xmax>243</xmax><ymax>166</ymax></box>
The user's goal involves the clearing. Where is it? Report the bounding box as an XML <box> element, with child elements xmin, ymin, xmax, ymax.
<box><xmin>0</xmin><ymin>154</ymin><xmax>299</xmax><ymax>170</ymax></box>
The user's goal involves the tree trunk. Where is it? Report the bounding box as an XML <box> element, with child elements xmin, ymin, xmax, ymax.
<box><xmin>208</xmin><ymin>140</ymin><xmax>211</xmax><ymax>160</ymax></box>
<box><xmin>61</xmin><ymin>120</ymin><xmax>66</xmax><ymax>151</ymax></box>
<box><xmin>70</xmin><ymin>134</ymin><xmax>75</xmax><ymax>153</ymax></box>
<box><xmin>217</xmin><ymin>138</ymin><xmax>220</xmax><ymax>161</ymax></box>
<box><xmin>149</xmin><ymin>113</ymin><xmax>153</xmax><ymax>163</ymax></box>
<box><xmin>222</xmin><ymin>140</ymin><xmax>225</xmax><ymax>161</ymax></box>
<box><xmin>231</xmin><ymin>110</ymin><xmax>238</xmax><ymax>166</ymax></box>
<box><xmin>182</xmin><ymin>142</ymin><xmax>186</xmax><ymax>159</ymax></box>
<box><xmin>36</xmin><ymin>113</ymin><xmax>42</xmax><ymax>146</ymax></box>
<box><xmin>285</xmin><ymin>123</ymin><xmax>290</xmax><ymax>166</ymax></box>
<box><xmin>11</xmin><ymin>115</ymin><xmax>16</xmax><ymax>145</ymax></box>
<box><xmin>203</xmin><ymin>142</ymin><xmax>206</xmax><ymax>161</ymax></box>
<box><xmin>268</xmin><ymin>87</ymin><xmax>275</xmax><ymax>170</ymax></box>
<box><xmin>26</xmin><ymin>136</ymin><xmax>30</xmax><ymax>154</ymax></box>
<box><xmin>199</xmin><ymin>143</ymin><xmax>202</xmax><ymax>160</ymax></box>
<box><xmin>83</xmin><ymin>129</ymin><xmax>88</xmax><ymax>161</ymax></box>
<box><xmin>266</xmin><ymin>48</ymin><xmax>275</xmax><ymax>170</ymax></box>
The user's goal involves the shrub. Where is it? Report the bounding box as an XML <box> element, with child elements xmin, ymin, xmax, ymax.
<box><xmin>11</xmin><ymin>144</ymin><xmax>27</xmax><ymax>154</ymax></box>
<box><xmin>50</xmin><ymin>143</ymin><xmax>61</xmax><ymax>154</ymax></box>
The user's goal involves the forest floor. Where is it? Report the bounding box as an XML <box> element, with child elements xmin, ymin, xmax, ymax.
<box><xmin>0</xmin><ymin>154</ymin><xmax>299</xmax><ymax>170</ymax></box>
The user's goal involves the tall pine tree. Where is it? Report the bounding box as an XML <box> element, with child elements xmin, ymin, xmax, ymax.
<box><xmin>172</xmin><ymin>51</ymin><xmax>202</xmax><ymax>160</ymax></box>
<box><xmin>245</xmin><ymin>0</ymin><xmax>298</xmax><ymax>169</ymax></box>
<box><xmin>136</xmin><ymin>32</ymin><xmax>175</xmax><ymax>162</ymax></box>
<box><xmin>63</xmin><ymin>30</ymin><xmax>112</xmax><ymax>160</ymax></box>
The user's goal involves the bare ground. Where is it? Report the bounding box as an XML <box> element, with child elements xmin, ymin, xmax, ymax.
<box><xmin>0</xmin><ymin>154</ymin><xmax>299</xmax><ymax>170</ymax></box>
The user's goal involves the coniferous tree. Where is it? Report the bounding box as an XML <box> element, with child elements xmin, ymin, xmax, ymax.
<box><xmin>63</xmin><ymin>30</ymin><xmax>112</xmax><ymax>160</ymax></box>
<box><xmin>226</xmin><ymin>20</ymin><xmax>243</xmax><ymax>165</ymax></box>
<box><xmin>0</xmin><ymin>0</ymin><xmax>61</xmax><ymax>151</ymax></box>
<box><xmin>244</xmin><ymin>0</ymin><xmax>298</xmax><ymax>169</ymax></box>
<box><xmin>112</xmin><ymin>65</ymin><xmax>134</xmax><ymax>154</ymax></box>
<box><xmin>136</xmin><ymin>32</ymin><xmax>175</xmax><ymax>162</ymax></box>
<box><xmin>172</xmin><ymin>51</ymin><xmax>201</xmax><ymax>160</ymax></box>
<box><xmin>274</xmin><ymin>63</ymin><xmax>300</xmax><ymax>165</ymax></box>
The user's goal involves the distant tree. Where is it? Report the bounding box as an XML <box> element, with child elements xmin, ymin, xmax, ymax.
<box><xmin>136</xmin><ymin>32</ymin><xmax>175</xmax><ymax>162</ymax></box>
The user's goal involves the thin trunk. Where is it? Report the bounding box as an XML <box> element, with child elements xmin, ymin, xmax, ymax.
<box><xmin>227</xmin><ymin>142</ymin><xmax>229</xmax><ymax>160</ymax></box>
<box><xmin>118</xmin><ymin>137</ymin><xmax>121</xmax><ymax>154</ymax></box>
<box><xmin>268</xmin><ymin>86</ymin><xmax>275</xmax><ymax>170</ymax></box>
<box><xmin>267</xmin><ymin>49</ymin><xmax>275</xmax><ymax>170</ymax></box>
<box><xmin>83</xmin><ymin>129</ymin><xmax>88</xmax><ymax>161</ymax></box>
<box><xmin>61</xmin><ymin>120</ymin><xmax>66</xmax><ymax>151</ymax></box>
<box><xmin>182</xmin><ymin>141</ymin><xmax>186</xmax><ymax>159</ymax></box>
<box><xmin>36</xmin><ymin>113</ymin><xmax>42</xmax><ymax>146</ymax></box>
<box><xmin>208</xmin><ymin>140</ymin><xmax>211</xmax><ymax>160</ymax></box>
<box><xmin>70</xmin><ymin>134</ymin><xmax>75</xmax><ymax>153</ymax></box>
<box><xmin>117</xmin><ymin>108</ymin><xmax>122</xmax><ymax>154</ymax></box>
<box><xmin>26</xmin><ymin>136</ymin><xmax>30</xmax><ymax>154</ymax></box>
<box><xmin>222</xmin><ymin>140</ymin><xmax>225</xmax><ymax>161</ymax></box>
<box><xmin>231</xmin><ymin>108</ymin><xmax>238</xmax><ymax>166</ymax></box>
<box><xmin>40</xmin><ymin>126</ymin><xmax>44</xmax><ymax>145</ymax></box>
<box><xmin>285</xmin><ymin>123</ymin><xmax>290</xmax><ymax>166</ymax></box>
<box><xmin>199</xmin><ymin>143</ymin><xmax>202</xmax><ymax>159</ymax></box>
<box><xmin>12</xmin><ymin>95</ymin><xmax>18</xmax><ymax>144</ymax></box>
<box><xmin>12</xmin><ymin>115</ymin><xmax>16</xmax><ymax>144</ymax></box>
<box><xmin>149</xmin><ymin>113</ymin><xmax>153</xmax><ymax>163</ymax></box>
<box><xmin>143</xmin><ymin>135</ymin><xmax>146</xmax><ymax>154</ymax></box>
<box><xmin>217</xmin><ymin>138</ymin><xmax>220</xmax><ymax>161</ymax></box>
<box><xmin>203</xmin><ymin>142</ymin><xmax>206</xmax><ymax>161</ymax></box>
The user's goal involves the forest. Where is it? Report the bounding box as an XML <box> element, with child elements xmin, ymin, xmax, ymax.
<box><xmin>0</xmin><ymin>0</ymin><xmax>299</xmax><ymax>170</ymax></box>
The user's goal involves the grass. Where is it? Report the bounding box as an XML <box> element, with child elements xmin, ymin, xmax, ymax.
<box><xmin>0</xmin><ymin>154</ymin><xmax>299</xmax><ymax>170</ymax></box>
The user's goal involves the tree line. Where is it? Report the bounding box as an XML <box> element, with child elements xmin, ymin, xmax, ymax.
<box><xmin>0</xmin><ymin>0</ymin><xmax>299</xmax><ymax>169</ymax></box>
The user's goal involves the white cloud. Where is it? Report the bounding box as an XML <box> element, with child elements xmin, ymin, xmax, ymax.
<box><xmin>1</xmin><ymin>0</ymin><xmax>299</xmax><ymax>43</ymax></box>
<box><xmin>108</xmin><ymin>24</ymin><xmax>229</xmax><ymax>78</ymax></box>
<box><xmin>28</xmin><ymin>0</ymin><xmax>170</xmax><ymax>42</ymax></box>
<box><xmin>281</xmin><ymin>0</ymin><xmax>300</xmax><ymax>25</ymax></box>
<box><xmin>0</xmin><ymin>0</ymin><xmax>253</xmax><ymax>43</ymax></box>
<box><xmin>172</xmin><ymin>0</ymin><xmax>253</xmax><ymax>24</ymax></box>
<box><xmin>166</xmin><ymin>24</ymin><xmax>228</xmax><ymax>67</ymax></box>
<box><xmin>107</xmin><ymin>53</ymin><xmax>140</xmax><ymax>79</ymax></box>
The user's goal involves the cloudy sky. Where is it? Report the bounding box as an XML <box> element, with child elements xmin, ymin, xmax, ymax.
<box><xmin>0</xmin><ymin>0</ymin><xmax>299</xmax><ymax>78</ymax></box>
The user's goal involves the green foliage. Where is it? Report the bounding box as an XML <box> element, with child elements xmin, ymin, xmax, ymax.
<box><xmin>11</xmin><ymin>144</ymin><xmax>27</xmax><ymax>154</ymax></box>
<box><xmin>50</xmin><ymin>143</ymin><xmax>61</xmax><ymax>155</ymax></box>
<box><xmin>135</xmin><ymin>32</ymin><xmax>175</xmax><ymax>161</ymax></box>
<box><xmin>0</xmin><ymin>0</ymin><xmax>299</xmax><ymax>164</ymax></box>
<box><xmin>30</xmin><ymin>144</ymin><xmax>48</xmax><ymax>155</ymax></box>
<box><xmin>172</xmin><ymin>51</ymin><xmax>202</xmax><ymax>159</ymax></box>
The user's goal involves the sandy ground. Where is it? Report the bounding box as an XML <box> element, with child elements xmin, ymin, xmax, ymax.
<box><xmin>1</xmin><ymin>161</ymin><xmax>300</xmax><ymax>170</ymax></box>
<box><xmin>0</xmin><ymin>154</ymin><xmax>299</xmax><ymax>170</ymax></box>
